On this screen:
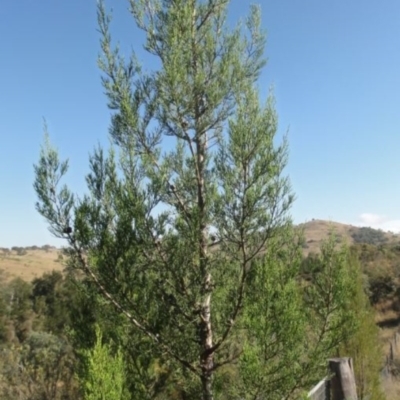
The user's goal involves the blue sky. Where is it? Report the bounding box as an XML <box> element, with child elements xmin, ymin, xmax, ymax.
<box><xmin>1</xmin><ymin>0</ymin><xmax>400</xmax><ymax>247</ymax></box>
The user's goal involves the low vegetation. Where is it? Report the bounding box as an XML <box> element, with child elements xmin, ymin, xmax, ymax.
<box><xmin>351</xmin><ymin>227</ymin><xmax>389</xmax><ymax>246</ymax></box>
<box><xmin>1</xmin><ymin>229</ymin><xmax>398</xmax><ymax>399</ymax></box>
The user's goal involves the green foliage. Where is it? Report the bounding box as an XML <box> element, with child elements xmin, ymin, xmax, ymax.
<box><xmin>0</xmin><ymin>276</ymin><xmax>32</xmax><ymax>344</ymax></box>
<box><xmin>303</xmin><ymin>236</ymin><xmax>358</xmax><ymax>346</ymax></box>
<box><xmin>298</xmin><ymin>235</ymin><xmax>359</xmax><ymax>394</ymax></box>
<box><xmin>0</xmin><ymin>331</ymin><xmax>77</xmax><ymax>400</ymax></box>
<box><xmin>1</xmin><ymin>277</ymin><xmax>34</xmax><ymax>342</ymax></box>
<box><xmin>231</xmin><ymin>231</ymin><xmax>307</xmax><ymax>400</ymax></box>
<box><xmin>351</xmin><ymin>242</ymin><xmax>400</xmax><ymax>304</ymax></box>
<box><xmin>338</xmin><ymin>255</ymin><xmax>385</xmax><ymax>400</ymax></box>
<box><xmin>33</xmin><ymin>1</ymin><xmax>290</xmax><ymax>398</ymax></box>
<box><xmin>0</xmin><ymin>272</ymin><xmax>81</xmax><ymax>399</ymax></box>
<box><xmin>32</xmin><ymin>1</ymin><xmax>366</xmax><ymax>398</ymax></box>
<box><xmin>41</xmin><ymin>244</ymin><xmax>54</xmax><ymax>252</ymax></box>
<box><xmin>79</xmin><ymin>325</ymin><xmax>128</xmax><ymax>400</ymax></box>
<box><xmin>31</xmin><ymin>270</ymin><xmax>71</xmax><ymax>334</ymax></box>
<box><xmin>12</xmin><ymin>247</ymin><xmax>28</xmax><ymax>256</ymax></box>
<box><xmin>351</xmin><ymin>227</ymin><xmax>388</xmax><ymax>246</ymax></box>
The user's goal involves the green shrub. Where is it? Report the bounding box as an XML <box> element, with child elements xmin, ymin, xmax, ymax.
<box><xmin>79</xmin><ymin>325</ymin><xmax>128</xmax><ymax>400</ymax></box>
<box><xmin>351</xmin><ymin>227</ymin><xmax>388</xmax><ymax>246</ymax></box>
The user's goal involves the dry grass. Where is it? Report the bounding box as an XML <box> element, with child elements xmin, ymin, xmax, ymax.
<box><xmin>375</xmin><ymin>300</ymin><xmax>400</xmax><ymax>327</ymax></box>
<box><xmin>0</xmin><ymin>248</ymin><xmax>63</xmax><ymax>282</ymax></box>
<box><xmin>374</xmin><ymin>297</ymin><xmax>400</xmax><ymax>399</ymax></box>
<box><xmin>382</xmin><ymin>377</ymin><xmax>400</xmax><ymax>400</ymax></box>
<box><xmin>299</xmin><ymin>219</ymin><xmax>400</xmax><ymax>255</ymax></box>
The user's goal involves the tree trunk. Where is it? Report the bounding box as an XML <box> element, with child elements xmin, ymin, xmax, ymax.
<box><xmin>199</xmin><ymin>281</ymin><xmax>214</xmax><ymax>400</ymax></box>
<box><xmin>201</xmin><ymin>371</ymin><xmax>213</xmax><ymax>400</ymax></box>
<box><xmin>192</xmin><ymin>3</ymin><xmax>214</xmax><ymax>398</ymax></box>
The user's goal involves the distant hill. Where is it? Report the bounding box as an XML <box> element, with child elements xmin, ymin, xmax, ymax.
<box><xmin>1</xmin><ymin>220</ymin><xmax>399</xmax><ymax>281</ymax></box>
<box><xmin>299</xmin><ymin>219</ymin><xmax>400</xmax><ymax>255</ymax></box>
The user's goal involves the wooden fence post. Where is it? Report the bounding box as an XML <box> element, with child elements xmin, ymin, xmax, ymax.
<box><xmin>328</xmin><ymin>358</ymin><xmax>357</xmax><ymax>400</ymax></box>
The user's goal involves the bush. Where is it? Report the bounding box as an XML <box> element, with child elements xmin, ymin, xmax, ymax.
<box><xmin>10</xmin><ymin>247</ymin><xmax>27</xmax><ymax>256</ymax></box>
<box><xmin>41</xmin><ymin>245</ymin><xmax>51</xmax><ymax>252</ymax></box>
<box><xmin>351</xmin><ymin>227</ymin><xmax>388</xmax><ymax>246</ymax></box>
<box><xmin>79</xmin><ymin>325</ymin><xmax>128</xmax><ymax>400</ymax></box>
<box><xmin>0</xmin><ymin>332</ymin><xmax>77</xmax><ymax>400</ymax></box>
<box><xmin>368</xmin><ymin>275</ymin><xmax>396</xmax><ymax>304</ymax></box>
<box><xmin>16</xmin><ymin>248</ymin><xmax>27</xmax><ymax>256</ymax></box>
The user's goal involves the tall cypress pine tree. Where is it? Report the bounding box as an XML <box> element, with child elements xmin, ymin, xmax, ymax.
<box><xmin>34</xmin><ymin>2</ymin><xmax>358</xmax><ymax>398</ymax></box>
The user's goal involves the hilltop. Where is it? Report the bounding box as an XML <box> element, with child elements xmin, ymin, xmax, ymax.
<box><xmin>299</xmin><ymin>219</ymin><xmax>400</xmax><ymax>255</ymax></box>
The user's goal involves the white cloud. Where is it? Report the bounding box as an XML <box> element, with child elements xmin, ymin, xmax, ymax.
<box><xmin>379</xmin><ymin>220</ymin><xmax>400</xmax><ymax>233</ymax></box>
<box><xmin>354</xmin><ymin>213</ymin><xmax>400</xmax><ymax>233</ymax></box>
<box><xmin>358</xmin><ymin>213</ymin><xmax>388</xmax><ymax>225</ymax></box>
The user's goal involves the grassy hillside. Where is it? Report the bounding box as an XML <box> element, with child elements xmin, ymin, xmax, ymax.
<box><xmin>300</xmin><ymin>219</ymin><xmax>400</xmax><ymax>255</ymax></box>
<box><xmin>1</xmin><ymin>220</ymin><xmax>400</xmax><ymax>280</ymax></box>
<box><xmin>0</xmin><ymin>246</ymin><xmax>63</xmax><ymax>282</ymax></box>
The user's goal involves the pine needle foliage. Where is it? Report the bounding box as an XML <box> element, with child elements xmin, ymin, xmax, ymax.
<box><xmin>33</xmin><ymin>1</ymin><xmax>358</xmax><ymax>398</ymax></box>
<box><xmin>79</xmin><ymin>325</ymin><xmax>128</xmax><ymax>400</ymax></box>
